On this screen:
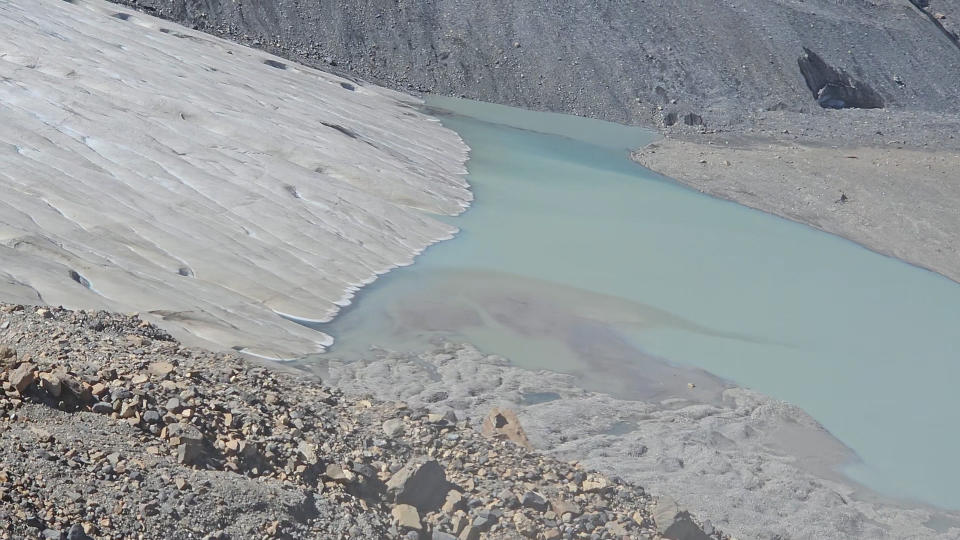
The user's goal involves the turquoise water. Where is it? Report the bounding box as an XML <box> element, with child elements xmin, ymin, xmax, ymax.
<box><xmin>320</xmin><ymin>97</ymin><xmax>960</xmax><ymax>509</ymax></box>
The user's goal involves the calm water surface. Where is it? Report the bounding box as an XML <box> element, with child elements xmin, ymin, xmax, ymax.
<box><xmin>319</xmin><ymin>97</ymin><xmax>960</xmax><ymax>509</ymax></box>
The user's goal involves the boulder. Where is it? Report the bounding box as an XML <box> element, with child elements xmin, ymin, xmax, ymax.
<box><xmin>386</xmin><ymin>460</ymin><xmax>450</xmax><ymax>512</ymax></box>
<box><xmin>9</xmin><ymin>362</ymin><xmax>36</xmax><ymax>393</ymax></box>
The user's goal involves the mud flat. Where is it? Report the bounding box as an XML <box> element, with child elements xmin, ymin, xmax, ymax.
<box><xmin>0</xmin><ymin>0</ymin><xmax>470</xmax><ymax>358</ymax></box>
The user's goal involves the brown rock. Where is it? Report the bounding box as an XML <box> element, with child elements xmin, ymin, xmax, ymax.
<box><xmin>148</xmin><ymin>361</ymin><xmax>175</xmax><ymax>378</ymax></box>
<box><xmin>513</xmin><ymin>512</ymin><xmax>537</xmax><ymax>537</ymax></box>
<box><xmin>480</xmin><ymin>408</ymin><xmax>532</xmax><ymax>450</ymax></box>
<box><xmin>9</xmin><ymin>362</ymin><xmax>36</xmax><ymax>393</ymax></box>
<box><xmin>581</xmin><ymin>474</ymin><xmax>611</xmax><ymax>493</ymax></box>
<box><xmin>119</xmin><ymin>402</ymin><xmax>137</xmax><ymax>419</ymax></box>
<box><xmin>391</xmin><ymin>504</ymin><xmax>421</xmax><ymax>530</ymax></box>
<box><xmin>90</xmin><ymin>383</ymin><xmax>107</xmax><ymax>397</ymax></box>
<box><xmin>551</xmin><ymin>499</ymin><xmax>582</xmax><ymax>518</ymax></box>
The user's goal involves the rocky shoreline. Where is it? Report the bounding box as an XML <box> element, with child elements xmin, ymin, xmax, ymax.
<box><xmin>0</xmin><ymin>303</ymin><xmax>719</xmax><ymax>540</ymax></box>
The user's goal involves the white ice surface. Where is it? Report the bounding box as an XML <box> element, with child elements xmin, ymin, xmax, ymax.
<box><xmin>0</xmin><ymin>0</ymin><xmax>470</xmax><ymax>357</ymax></box>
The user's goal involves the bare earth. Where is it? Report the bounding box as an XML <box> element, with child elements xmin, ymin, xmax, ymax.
<box><xmin>633</xmin><ymin>137</ymin><xmax>960</xmax><ymax>283</ymax></box>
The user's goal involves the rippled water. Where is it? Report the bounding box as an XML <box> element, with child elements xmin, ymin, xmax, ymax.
<box><xmin>318</xmin><ymin>96</ymin><xmax>960</xmax><ymax>509</ymax></box>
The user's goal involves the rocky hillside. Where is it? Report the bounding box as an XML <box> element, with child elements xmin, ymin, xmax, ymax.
<box><xmin>0</xmin><ymin>304</ymin><xmax>716</xmax><ymax>539</ymax></box>
<box><xmin>109</xmin><ymin>0</ymin><xmax>960</xmax><ymax>129</ymax></box>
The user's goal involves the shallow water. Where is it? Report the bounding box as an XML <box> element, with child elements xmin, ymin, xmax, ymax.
<box><xmin>318</xmin><ymin>96</ymin><xmax>960</xmax><ymax>509</ymax></box>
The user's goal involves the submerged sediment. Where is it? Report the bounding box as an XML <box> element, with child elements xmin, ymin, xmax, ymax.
<box><xmin>323</xmin><ymin>342</ymin><xmax>960</xmax><ymax>540</ymax></box>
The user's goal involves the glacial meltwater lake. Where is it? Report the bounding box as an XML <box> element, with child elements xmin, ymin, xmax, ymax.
<box><xmin>319</xmin><ymin>97</ymin><xmax>960</xmax><ymax>509</ymax></box>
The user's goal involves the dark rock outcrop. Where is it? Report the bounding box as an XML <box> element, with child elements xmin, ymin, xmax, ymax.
<box><xmin>797</xmin><ymin>48</ymin><xmax>884</xmax><ymax>110</ymax></box>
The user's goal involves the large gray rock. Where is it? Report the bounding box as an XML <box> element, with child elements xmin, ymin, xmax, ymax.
<box><xmin>386</xmin><ymin>460</ymin><xmax>450</xmax><ymax>512</ymax></box>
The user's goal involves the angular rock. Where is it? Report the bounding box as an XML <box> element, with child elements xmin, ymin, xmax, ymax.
<box><xmin>386</xmin><ymin>460</ymin><xmax>450</xmax><ymax>512</ymax></box>
<box><xmin>382</xmin><ymin>418</ymin><xmax>404</xmax><ymax>438</ymax></box>
<box><xmin>324</xmin><ymin>464</ymin><xmax>355</xmax><ymax>483</ymax></box>
<box><xmin>442</xmin><ymin>489</ymin><xmax>464</xmax><ymax>514</ymax></box>
<box><xmin>471</xmin><ymin>511</ymin><xmax>496</xmax><ymax>532</ymax></box>
<box><xmin>521</xmin><ymin>491</ymin><xmax>547</xmax><ymax>511</ymax></box>
<box><xmin>653</xmin><ymin>496</ymin><xmax>711</xmax><ymax>540</ymax></box>
<box><xmin>297</xmin><ymin>441</ymin><xmax>318</xmax><ymax>465</ymax></box>
<box><xmin>457</xmin><ymin>525</ymin><xmax>479</xmax><ymax>540</ymax></box>
<box><xmin>39</xmin><ymin>372</ymin><xmax>62</xmax><ymax>398</ymax></box>
<box><xmin>497</xmin><ymin>488</ymin><xmax>519</xmax><ymax>509</ymax></box>
<box><xmin>148</xmin><ymin>361</ymin><xmax>175</xmax><ymax>378</ymax></box>
<box><xmin>66</xmin><ymin>523</ymin><xmax>92</xmax><ymax>540</ymax></box>
<box><xmin>60</xmin><ymin>375</ymin><xmax>92</xmax><ymax>405</ymax></box>
<box><xmin>391</xmin><ymin>504</ymin><xmax>421</xmax><ymax>530</ymax></box>
<box><xmin>177</xmin><ymin>440</ymin><xmax>205</xmax><ymax>466</ymax></box>
<box><xmin>9</xmin><ymin>362</ymin><xmax>36</xmax><ymax>393</ymax></box>
<box><xmin>480</xmin><ymin>408</ymin><xmax>532</xmax><ymax>449</ymax></box>
<box><xmin>551</xmin><ymin>499</ymin><xmax>582</xmax><ymax>518</ymax></box>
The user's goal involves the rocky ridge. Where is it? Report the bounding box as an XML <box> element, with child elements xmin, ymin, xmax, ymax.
<box><xmin>0</xmin><ymin>304</ymin><xmax>715</xmax><ymax>540</ymax></box>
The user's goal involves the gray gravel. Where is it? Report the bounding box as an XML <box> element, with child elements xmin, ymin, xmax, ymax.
<box><xmin>0</xmin><ymin>304</ymin><xmax>698</xmax><ymax>540</ymax></box>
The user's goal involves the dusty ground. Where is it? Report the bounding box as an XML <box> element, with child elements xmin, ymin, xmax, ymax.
<box><xmin>633</xmin><ymin>136</ymin><xmax>960</xmax><ymax>283</ymax></box>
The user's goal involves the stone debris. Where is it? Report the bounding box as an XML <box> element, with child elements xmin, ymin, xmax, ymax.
<box><xmin>480</xmin><ymin>407</ymin><xmax>533</xmax><ymax>450</ymax></box>
<box><xmin>0</xmin><ymin>304</ymin><xmax>721</xmax><ymax>539</ymax></box>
